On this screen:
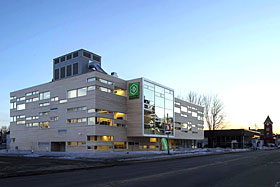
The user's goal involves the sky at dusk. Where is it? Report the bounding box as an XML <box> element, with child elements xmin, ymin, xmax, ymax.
<box><xmin>1</xmin><ymin>0</ymin><xmax>280</xmax><ymax>132</ymax></box>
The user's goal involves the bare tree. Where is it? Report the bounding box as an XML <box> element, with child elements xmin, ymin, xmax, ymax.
<box><xmin>186</xmin><ymin>91</ymin><xmax>226</xmax><ymax>147</ymax></box>
<box><xmin>203</xmin><ymin>95</ymin><xmax>225</xmax><ymax>130</ymax></box>
<box><xmin>186</xmin><ymin>91</ymin><xmax>225</xmax><ymax>130</ymax></box>
<box><xmin>186</xmin><ymin>91</ymin><xmax>203</xmax><ymax>106</ymax></box>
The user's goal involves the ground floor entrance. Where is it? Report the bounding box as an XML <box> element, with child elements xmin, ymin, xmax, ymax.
<box><xmin>51</xmin><ymin>142</ymin><xmax>66</xmax><ymax>152</ymax></box>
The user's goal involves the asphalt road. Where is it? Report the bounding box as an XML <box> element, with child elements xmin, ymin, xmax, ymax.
<box><xmin>1</xmin><ymin>150</ymin><xmax>280</xmax><ymax>187</ymax></box>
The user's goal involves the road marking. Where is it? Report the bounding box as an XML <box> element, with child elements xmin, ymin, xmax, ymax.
<box><xmin>96</xmin><ymin>156</ymin><xmax>250</xmax><ymax>187</ymax></box>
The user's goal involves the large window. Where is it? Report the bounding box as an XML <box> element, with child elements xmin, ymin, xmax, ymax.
<box><xmin>40</xmin><ymin>91</ymin><xmax>50</xmax><ymax>100</ymax></box>
<box><xmin>60</xmin><ymin>67</ymin><xmax>65</xmax><ymax>79</ymax></box>
<box><xmin>67</xmin><ymin>65</ymin><xmax>72</xmax><ymax>77</ymax></box>
<box><xmin>73</xmin><ymin>63</ymin><xmax>78</xmax><ymax>75</ymax></box>
<box><xmin>17</xmin><ymin>104</ymin><xmax>25</xmax><ymax>111</ymax></box>
<box><xmin>67</xmin><ymin>87</ymin><xmax>87</xmax><ymax>99</ymax></box>
<box><xmin>144</xmin><ymin>80</ymin><xmax>174</xmax><ymax>135</ymax></box>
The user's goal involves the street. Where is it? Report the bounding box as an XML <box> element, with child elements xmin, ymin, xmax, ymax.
<box><xmin>1</xmin><ymin>150</ymin><xmax>280</xmax><ymax>187</ymax></box>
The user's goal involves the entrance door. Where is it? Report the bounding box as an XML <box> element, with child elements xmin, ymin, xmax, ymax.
<box><xmin>51</xmin><ymin>142</ymin><xmax>66</xmax><ymax>152</ymax></box>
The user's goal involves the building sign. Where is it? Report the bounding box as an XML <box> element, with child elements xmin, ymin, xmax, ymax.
<box><xmin>129</xmin><ymin>82</ymin><xmax>140</xmax><ymax>99</ymax></box>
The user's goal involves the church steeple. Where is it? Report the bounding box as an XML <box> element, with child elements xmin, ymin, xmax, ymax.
<box><xmin>264</xmin><ymin>115</ymin><xmax>273</xmax><ymax>126</ymax></box>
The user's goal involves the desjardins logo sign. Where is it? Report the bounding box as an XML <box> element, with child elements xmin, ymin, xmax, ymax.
<box><xmin>129</xmin><ymin>82</ymin><xmax>140</xmax><ymax>99</ymax></box>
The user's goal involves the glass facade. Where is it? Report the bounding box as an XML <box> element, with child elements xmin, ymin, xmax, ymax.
<box><xmin>143</xmin><ymin>80</ymin><xmax>174</xmax><ymax>135</ymax></box>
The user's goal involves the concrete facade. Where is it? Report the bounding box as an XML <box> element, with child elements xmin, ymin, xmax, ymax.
<box><xmin>10</xmin><ymin>49</ymin><xmax>204</xmax><ymax>152</ymax></box>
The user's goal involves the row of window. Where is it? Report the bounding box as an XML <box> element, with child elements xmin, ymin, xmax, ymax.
<box><xmin>68</xmin><ymin>117</ymin><xmax>126</xmax><ymax>127</ymax></box>
<box><xmin>87</xmin><ymin>135</ymin><xmax>114</xmax><ymax>142</ymax></box>
<box><xmin>54</xmin><ymin>51</ymin><xmax>79</xmax><ymax>64</ymax></box>
<box><xmin>87</xmin><ymin>77</ymin><xmax>113</xmax><ymax>85</ymax></box>
<box><xmin>54</xmin><ymin>63</ymin><xmax>79</xmax><ymax>80</ymax></box>
<box><xmin>68</xmin><ymin>141</ymin><xmax>86</xmax><ymax>146</ymax></box>
<box><xmin>86</xmin><ymin>144</ymin><xmax>127</xmax><ymax>150</ymax></box>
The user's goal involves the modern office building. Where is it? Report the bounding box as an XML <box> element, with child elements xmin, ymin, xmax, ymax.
<box><xmin>10</xmin><ymin>49</ymin><xmax>204</xmax><ymax>152</ymax></box>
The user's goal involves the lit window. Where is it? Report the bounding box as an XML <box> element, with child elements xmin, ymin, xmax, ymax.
<box><xmin>100</xmin><ymin>136</ymin><xmax>113</xmax><ymax>141</ymax></box>
<box><xmin>67</xmin><ymin>89</ymin><xmax>77</xmax><ymax>98</ymax></box>
<box><xmin>87</xmin><ymin>117</ymin><xmax>96</xmax><ymax>125</ymax></box>
<box><xmin>39</xmin><ymin>121</ymin><xmax>50</xmax><ymax>128</ymax></box>
<box><xmin>40</xmin><ymin>92</ymin><xmax>50</xmax><ymax>100</ymax></box>
<box><xmin>50</xmin><ymin>97</ymin><xmax>59</xmax><ymax>102</ymax></box>
<box><xmin>150</xmin><ymin>138</ymin><xmax>157</xmax><ymax>143</ymax></box>
<box><xmin>16</xmin><ymin>121</ymin><xmax>25</xmax><ymax>125</ymax></box>
<box><xmin>77</xmin><ymin>87</ymin><xmax>87</xmax><ymax>97</ymax></box>
<box><xmin>114</xmin><ymin>112</ymin><xmax>126</xmax><ymax>120</ymax></box>
<box><xmin>87</xmin><ymin>86</ymin><xmax>95</xmax><ymax>91</ymax></box>
<box><xmin>114</xmin><ymin>87</ymin><xmax>126</xmax><ymax>96</ymax></box>
<box><xmin>17</xmin><ymin>104</ymin><xmax>25</xmax><ymax>111</ymax></box>
<box><xmin>50</xmin><ymin>116</ymin><xmax>59</xmax><ymax>121</ymax></box>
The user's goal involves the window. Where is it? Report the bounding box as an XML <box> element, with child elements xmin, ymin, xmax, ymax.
<box><xmin>16</xmin><ymin>121</ymin><xmax>25</xmax><ymax>125</ymax></box>
<box><xmin>87</xmin><ymin>86</ymin><xmax>95</xmax><ymax>91</ymax></box>
<box><xmin>67</xmin><ymin>65</ymin><xmax>72</xmax><ymax>77</ymax></box>
<box><xmin>67</xmin><ymin>54</ymin><xmax>72</xmax><ymax>60</ymax></box>
<box><xmin>16</xmin><ymin>97</ymin><xmax>25</xmax><ymax>101</ymax></box>
<box><xmin>39</xmin><ymin>121</ymin><xmax>50</xmax><ymax>128</ymax></box>
<box><xmin>99</xmin><ymin>78</ymin><xmax>113</xmax><ymax>85</ymax></box>
<box><xmin>59</xmin><ymin>99</ymin><xmax>67</xmax><ymax>103</ymax></box>
<box><xmin>67</xmin><ymin>118</ymin><xmax>86</xmax><ymax>124</ymax></box>
<box><xmin>83</xmin><ymin>51</ymin><xmax>91</xmax><ymax>58</ymax></box>
<box><xmin>39</xmin><ymin>111</ymin><xmax>49</xmax><ymax>116</ymax></box>
<box><xmin>150</xmin><ymin>138</ymin><xmax>157</xmax><ymax>143</ymax></box>
<box><xmin>114</xmin><ymin>112</ymin><xmax>126</xmax><ymax>120</ymax></box>
<box><xmin>73</xmin><ymin>51</ymin><xmax>78</xmax><ymax>58</ymax></box>
<box><xmin>68</xmin><ymin>87</ymin><xmax>87</xmax><ymax>98</ymax></box>
<box><xmin>50</xmin><ymin>116</ymin><xmax>59</xmax><ymax>121</ymax></box>
<box><xmin>114</xmin><ymin>142</ymin><xmax>126</xmax><ymax>149</ymax></box>
<box><xmin>114</xmin><ymin>87</ymin><xmax>126</xmax><ymax>96</ymax></box>
<box><xmin>10</xmin><ymin>102</ymin><xmax>16</xmax><ymax>109</ymax></box>
<box><xmin>87</xmin><ymin>77</ymin><xmax>96</xmax><ymax>82</ymax></box>
<box><xmin>39</xmin><ymin>102</ymin><xmax>50</xmax><ymax>107</ymax></box>
<box><xmin>61</xmin><ymin>56</ymin><xmax>65</xmax><ymax>62</ymax></box>
<box><xmin>10</xmin><ymin>96</ymin><xmax>16</xmax><ymax>100</ymax></box>
<box><xmin>175</xmin><ymin>107</ymin><xmax>180</xmax><ymax>113</ymax></box>
<box><xmin>93</xmin><ymin>55</ymin><xmax>101</xmax><ymax>62</ymax></box>
<box><xmin>26</xmin><ymin>116</ymin><xmax>38</xmax><ymax>120</ymax></box>
<box><xmin>99</xmin><ymin>87</ymin><xmax>112</xmax><ymax>93</ymax></box>
<box><xmin>98</xmin><ymin>118</ymin><xmax>113</xmax><ymax>126</ymax></box>
<box><xmin>54</xmin><ymin>58</ymin><xmax>59</xmax><ymax>64</ymax></box>
<box><xmin>100</xmin><ymin>136</ymin><xmax>113</xmax><ymax>141</ymax></box>
<box><xmin>181</xmin><ymin>106</ymin><xmax>188</xmax><ymax>113</ymax></box>
<box><xmin>87</xmin><ymin>117</ymin><xmax>96</xmax><ymax>125</ymax></box>
<box><xmin>50</xmin><ymin>97</ymin><xmax>59</xmax><ymax>102</ymax></box>
<box><xmin>58</xmin><ymin>129</ymin><xmax>67</xmax><ymax>133</ymax></box>
<box><xmin>77</xmin><ymin>87</ymin><xmax>87</xmax><ymax>97</ymax></box>
<box><xmin>60</xmin><ymin>67</ymin><xmax>65</xmax><ymax>79</ymax></box>
<box><xmin>73</xmin><ymin>63</ymin><xmax>78</xmax><ymax>75</ymax></box>
<box><xmin>10</xmin><ymin>116</ymin><xmax>16</xmax><ymax>122</ymax></box>
<box><xmin>67</xmin><ymin>89</ymin><xmax>77</xmax><ymax>98</ymax></box>
<box><xmin>67</xmin><ymin>106</ymin><xmax>87</xmax><ymax>112</ymax></box>
<box><xmin>17</xmin><ymin>104</ymin><xmax>25</xmax><ymax>110</ymax></box>
<box><xmin>87</xmin><ymin>108</ymin><xmax>96</xmax><ymax>113</ymax></box>
<box><xmin>54</xmin><ymin>69</ymin><xmax>59</xmax><ymax>80</ymax></box>
<box><xmin>68</xmin><ymin>142</ymin><xmax>77</xmax><ymax>146</ymax></box>
<box><xmin>40</xmin><ymin>91</ymin><xmax>50</xmax><ymax>100</ymax></box>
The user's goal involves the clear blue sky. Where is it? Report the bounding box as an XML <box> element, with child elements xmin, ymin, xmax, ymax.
<box><xmin>1</xmin><ymin>0</ymin><xmax>280</xmax><ymax>132</ymax></box>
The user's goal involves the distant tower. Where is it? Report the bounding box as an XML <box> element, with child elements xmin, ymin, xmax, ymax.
<box><xmin>264</xmin><ymin>116</ymin><xmax>273</xmax><ymax>146</ymax></box>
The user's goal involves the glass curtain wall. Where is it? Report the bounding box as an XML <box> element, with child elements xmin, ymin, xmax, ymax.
<box><xmin>144</xmin><ymin>80</ymin><xmax>174</xmax><ymax>135</ymax></box>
